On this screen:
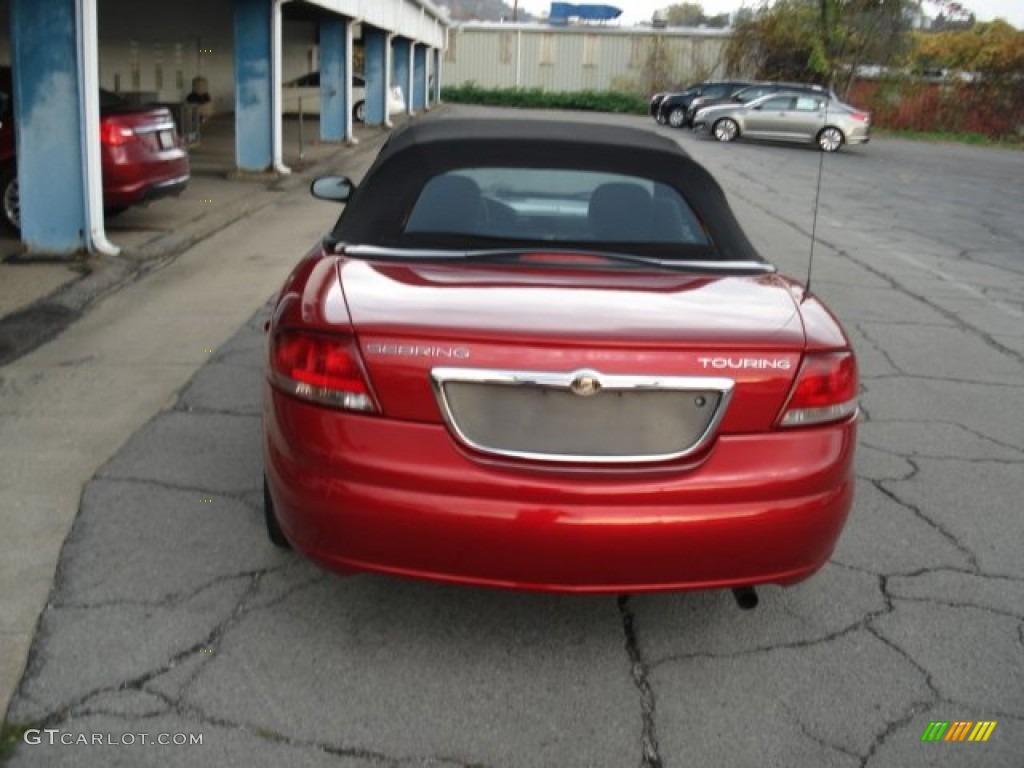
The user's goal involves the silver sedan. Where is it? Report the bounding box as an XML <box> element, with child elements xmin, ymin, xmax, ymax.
<box><xmin>692</xmin><ymin>92</ymin><xmax>871</xmax><ymax>152</ymax></box>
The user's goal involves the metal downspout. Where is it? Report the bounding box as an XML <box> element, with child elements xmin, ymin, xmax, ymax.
<box><xmin>77</xmin><ymin>0</ymin><xmax>119</xmax><ymax>255</ymax></box>
<box><xmin>272</xmin><ymin>0</ymin><xmax>291</xmax><ymax>175</ymax></box>
<box><xmin>345</xmin><ymin>18</ymin><xmax>357</xmax><ymax>143</ymax></box>
<box><xmin>384</xmin><ymin>33</ymin><xmax>395</xmax><ymax>128</ymax></box>
<box><xmin>408</xmin><ymin>42</ymin><xmax>415</xmax><ymax>115</ymax></box>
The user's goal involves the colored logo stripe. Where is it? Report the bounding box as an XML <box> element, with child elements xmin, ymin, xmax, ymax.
<box><xmin>944</xmin><ymin>721</ymin><xmax>972</xmax><ymax>741</ymax></box>
<box><xmin>921</xmin><ymin>722</ymin><xmax>949</xmax><ymax>742</ymax></box>
<box><xmin>921</xmin><ymin>721</ymin><xmax>997</xmax><ymax>743</ymax></box>
<box><xmin>969</xmin><ymin>722</ymin><xmax>997</xmax><ymax>742</ymax></box>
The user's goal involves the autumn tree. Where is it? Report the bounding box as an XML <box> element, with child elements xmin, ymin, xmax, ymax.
<box><xmin>905</xmin><ymin>19</ymin><xmax>1023</xmax><ymax>139</ymax></box>
<box><xmin>912</xmin><ymin>19</ymin><xmax>1024</xmax><ymax>79</ymax></box>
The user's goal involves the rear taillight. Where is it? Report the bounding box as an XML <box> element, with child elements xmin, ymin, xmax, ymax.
<box><xmin>269</xmin><ymin>330</ymin><xmax>378</xmax><ymax>413</ymax></box>
<box><xmin>850</xmin><ymin>111</ymin><xmax>871</xmax><ymax>124</ymax></box>
<box><xmin>101</xmin><ymin>122</ymin><xmax>136</xmax><ymax>146</ymax></box>
<box><xmin>778</xmin><ymin>351</ymin><xmax>858</xmax><ymax>427</ymax></box>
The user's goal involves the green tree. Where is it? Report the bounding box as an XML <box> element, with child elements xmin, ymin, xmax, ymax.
<box><xmin>928</xmin><ymin>1</ymin><xmax>975</xmax><ymax>30</ymax></box>
<box><xmin>726</xmin><ymin>0</ymin><xmax>914</xmax><ymax>94</ymax></box>
<box><xmin>658</xmin><ymin>2</ymin><xmax>731</xmax><ymax>28</ymax></box>
<box><xmin>819</xmin><ymin>0</ymin><xmax>913</xmax><ymax>90</ymax></box>
<box><xmin>726</xmin><ymin>1</ymin><xmax>821</xmax><ymax>81</ymax></box>
<box><xmin>663</xmin><ymin>3</ymin><xmax>707</xmax><ymax>26</ymax></box>
<box><xmin>732</xmin><ymin>6</ymin><xmax>755</xmax><ymax>26</ymax></box>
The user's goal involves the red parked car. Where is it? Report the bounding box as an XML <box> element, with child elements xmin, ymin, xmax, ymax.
<box><xmin>263</xmin><ymin>119</ymin><xmax>858</xmax><ymax>607</ymax></box>
<box><xmin>0</xmin><ymin>66</ymin><xmax>189</xmax><ymax>234</ymax></box>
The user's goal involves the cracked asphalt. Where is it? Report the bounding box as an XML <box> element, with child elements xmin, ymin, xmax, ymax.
<box><xmin>4</xmin><ymin>108</ymin><xmax>1023</xmax><ymax>767</ymax></box>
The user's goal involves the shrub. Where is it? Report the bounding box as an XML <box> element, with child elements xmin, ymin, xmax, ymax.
<box><xmin>847</xmin><ymin>78</ymin><xmax>1024</xmax><ymax>141</ymax></box>
<box><xmin>441</xmin><ymin>85</ymin><xmax>649</xmax><ymax>115</ymax></box>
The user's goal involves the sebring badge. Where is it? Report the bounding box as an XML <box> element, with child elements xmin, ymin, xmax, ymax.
<box><xmin>569</xmin><ymin>372</ymin><xmax>602</xmax><ymax>397</ymax></box>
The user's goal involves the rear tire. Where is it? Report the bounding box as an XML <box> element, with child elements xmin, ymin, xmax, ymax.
<box><xmin>713</xmin><ymin>118</ymin><xmax>739</xmax><ymax>143</ymax></box>
<box><xmin>818</xmin><ymin>126</ymin><xmax>845</xmax><ymax>152</ymax></box>
<box><xmin>668</xmin><ymin>107</ymin><xmax>686</xmax><ymax>128</ymax></box>
<box><xmin>264</xmin><ymin>476</ymin><xmax>291</xmax><ymax>549</ymax></box>
<box><xmin>353</xmin><ymin>100</ymin><xmax>366</xmax><ymax>123</ymax></box>
<box><xmin>1</xmin><ymin>164</ymin><xmax>21</xmax><ymax>235</ymax></box>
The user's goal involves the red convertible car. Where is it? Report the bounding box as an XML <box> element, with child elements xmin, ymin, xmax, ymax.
<box><xmin>263</xmin><ymin>119</ymin><xmax>858</xmax><ymax>607</ymax></box>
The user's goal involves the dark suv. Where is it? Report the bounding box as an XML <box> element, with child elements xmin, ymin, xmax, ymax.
<box><xmin>651</xmin><ymin>81</ymin><xmax>751</xmax><ymax>128</ymax></box>
<box><xmin>685</xmin><ymin>81</ymin><xmax>839</xmax><ymax>127</ymax></box>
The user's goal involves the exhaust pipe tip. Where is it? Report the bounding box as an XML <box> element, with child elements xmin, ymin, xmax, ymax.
<box><xmin>732</xmin><ymin>586</ymin><xmax>759</xmax><ymax>611</ymax></box>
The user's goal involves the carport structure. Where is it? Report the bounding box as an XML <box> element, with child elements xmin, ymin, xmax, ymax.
<box><xmin>6</xmin><ymin>0</ymin><xmax>447</xmax><ymax>256</ymax></box>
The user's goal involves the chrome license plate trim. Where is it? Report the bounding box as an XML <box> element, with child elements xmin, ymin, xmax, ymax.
<box><xmin>430</xmin><ymin>367</ymin><xmax>735</xmax><ymax>465</ymax></box>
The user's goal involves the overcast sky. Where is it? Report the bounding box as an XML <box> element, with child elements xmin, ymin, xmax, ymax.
<box><xmin>513</xmin><ymin>1</ymin><xmax>1024</xmax><ymax>28</ymax></box>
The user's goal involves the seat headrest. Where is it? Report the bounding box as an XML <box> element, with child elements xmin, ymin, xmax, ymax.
<box><xmin>407</xmin><ymin>175</ymin><xmax>483</xmax><ymax>233</ymax></box>
<box><xmin>588</xmin><ymin>182</ymin><xmax>653</xmax><ymax>241</ymax></box>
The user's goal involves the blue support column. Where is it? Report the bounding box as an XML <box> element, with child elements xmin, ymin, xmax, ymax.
<box><xmin>234</xmin><ymin>0</ymin><xmax>273</xmax><ymax>172</ymax></box>
<box><xmin>10</xmin><ymin>0</ymin><xmax>87</xmax><ymax>253</ymax></box>
<box><xmin>363</xmin><ymin>27</ymin><xmax>388</xmax><ymax>126</ymax></box>
<box><xmin>392</xmin><ymin>38</ymin><xmax>411</xmax><ymax>117</ymax></box>
<box><xmin>319</xmin><ymin>17</ymin><xmax>350</xmax><ymax>142</ymax></box>
<box><xmin>413</xmin><ymin>45</ymin><xmax>427</xmax><ymax>111</ymax></box>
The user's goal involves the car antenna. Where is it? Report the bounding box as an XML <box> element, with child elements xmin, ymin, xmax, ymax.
<box><xmin>804</xmin><ymin>97</ymin><xmax>830</xmax><ymax>298</ymax></box>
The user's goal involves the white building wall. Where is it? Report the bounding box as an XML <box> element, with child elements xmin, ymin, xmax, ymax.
<box><xmin>445</xmin><ymin>24</ymin><xmax>732</xmax><ymax>93</ymax></box>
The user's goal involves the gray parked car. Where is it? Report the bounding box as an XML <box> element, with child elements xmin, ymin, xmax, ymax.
<box><xmin>685</xmin><ymin>81</ymin><xmax>839</xmax><ymax>127</ymax></box>
<box><xmin>692</xmin><ymin>92</ymin><xmax>871</xmax><ymax>152</ymax></box>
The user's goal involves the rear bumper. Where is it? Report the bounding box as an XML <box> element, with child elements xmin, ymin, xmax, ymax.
<box><xmin>138</xmin><ymin>174</ymin><xmax>190</xmax><ymax>203</ymax></box>
<box><xmin>102</xmin><ymin>155</ymin><xmax>190</xmax><ymax>208</ymax></box>
<box><xmin>264</xmin><ymin>386</ymin><xmax>856</xmax><ymax>593</ymax></box>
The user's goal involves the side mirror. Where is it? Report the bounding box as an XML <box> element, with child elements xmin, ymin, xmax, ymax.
<box><xmin>311</xmin><ymin>175</ymin><xmax>355</xmax><ymax>203</ymax></box>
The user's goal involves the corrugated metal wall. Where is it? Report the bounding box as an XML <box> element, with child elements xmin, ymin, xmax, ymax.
<box><xmin>443</xmin><ymin>25</ymin><xmax>732</xmax><ymax>93</ymax></box>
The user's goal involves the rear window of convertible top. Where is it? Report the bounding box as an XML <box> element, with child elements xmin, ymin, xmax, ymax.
<box><xmin>403</xmin><ymin>167</ymin><xmax>710</xmax><ymax>246</ymax></box>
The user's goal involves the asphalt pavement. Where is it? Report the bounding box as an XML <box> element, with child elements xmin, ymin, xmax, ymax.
<box><xmin>2</xmin><ymin>106</ymin><xmax>1022</xmax><ymax>767</ymax></box>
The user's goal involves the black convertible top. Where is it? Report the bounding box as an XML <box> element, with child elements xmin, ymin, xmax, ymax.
<box><xmin>379</xmin><ymin>117</ymin><xmax>690</xmax><ymax>158</ymax></box>
<box><xmin>331</xmin><ymin>118</ymin><xmax>762</xmax><ymax>263</ymax></box>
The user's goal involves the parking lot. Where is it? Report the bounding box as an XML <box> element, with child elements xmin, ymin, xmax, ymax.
<box><xmin>2</xmin><ymin>106</ymin><xmax>1023</xmax><ymax>767</ymax></box>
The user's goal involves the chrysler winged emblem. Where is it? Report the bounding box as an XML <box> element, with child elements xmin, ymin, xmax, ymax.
<box><xmin>569</xmin><ymin>372</ymin><xmax>602</xmax><ymax>397</ymax></box>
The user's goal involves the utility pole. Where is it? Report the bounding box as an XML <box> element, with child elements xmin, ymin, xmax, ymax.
<box><xmin>513</xmin><ymin>0</ymin><xmax>519</xmax><ymax>22</ymax></box>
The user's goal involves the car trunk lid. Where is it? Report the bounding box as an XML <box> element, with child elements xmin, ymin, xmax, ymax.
<box><xmin>335</xmin><ymin>259</ymin><xmax>807</xmax><ymax>457</ymax></box>
<box><xmin>100</xmin><ymin>104</ymin><xmax>180</xmax><ymax>152</ymax></box>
